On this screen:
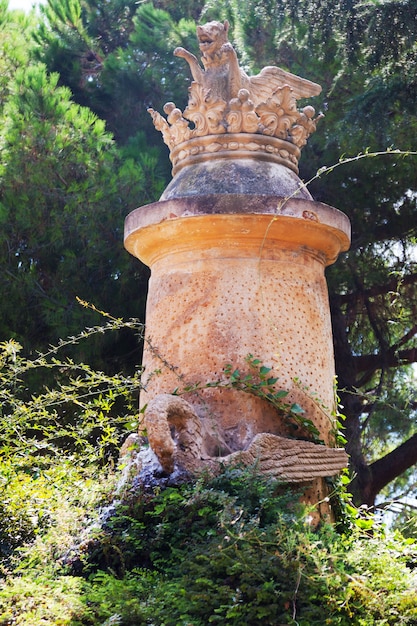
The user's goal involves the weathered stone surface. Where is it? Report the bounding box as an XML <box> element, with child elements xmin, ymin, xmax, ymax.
<box><xmin>140</xmin><ymin>393</ymin><xmax>348</xmax><ymax>483</ymax></box>
<box><xmin>160</xmin><ymin>158</ymin><xmax>312</xmax><ymax>200</ymax></box>
<box><xmin>226</xmin><ymin>433</ymin><xmax>348</xmax><ymax>482</ymax></box>
<box><xmin>144</xmin><ymin>393</ymin><xmax>204</xmax><ymax>474</ymax></box>
<box><xmin>125</xmin><ymin>194</ymin><xmax>351</xmax><ymax>251</ymax></box>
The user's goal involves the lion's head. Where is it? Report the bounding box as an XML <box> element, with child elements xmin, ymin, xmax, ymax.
<box><xmin>197</xmin><ymin>20</ymin><xmax>229</xmax><ymax>57</ymax></box>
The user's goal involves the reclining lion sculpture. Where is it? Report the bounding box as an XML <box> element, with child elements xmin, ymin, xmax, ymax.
<box><xmin>125</xmin><ymin>394</ymin><xmax>348</xmax><ymax>484</ymax></box>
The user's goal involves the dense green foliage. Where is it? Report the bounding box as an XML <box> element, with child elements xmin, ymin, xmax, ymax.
<box><xmin>0</xmin><ymin>3</ymin><xmax>163</xmax><ymax>370</ymax></box>
<box><xmin>1</xmin><ymin>0</ymin><xmax>417</xmax><ymax>620</ymax></box>
<box><xmin>0</xmin><ymin>320</ymin><xmax>143</xmax><ymax>563</ymax></box>
<box><xmin>1</xmin><ymin>454</ymin><xmax>417</xmax><ymax>625</ymax></box>
<box><xmin>0</xmin><ymin>323</ymin><xmax>416</xmax><ymax>624</ymax></box>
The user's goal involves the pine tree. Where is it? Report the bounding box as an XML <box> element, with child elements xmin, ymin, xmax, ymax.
<box><xmin>0</xmin><ymin>11</ymin><xmax>163</xmax><ymax>368</ymax></box>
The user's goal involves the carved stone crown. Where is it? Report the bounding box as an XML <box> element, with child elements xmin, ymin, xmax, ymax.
<box><xmin>148</xmin><ymin>21</ymin><xmax>323</xmax><ymax>176</ymax></box>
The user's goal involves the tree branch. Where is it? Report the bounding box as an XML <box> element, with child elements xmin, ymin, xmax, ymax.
<box><xmin>392</xmin><ymin>323</ymin><xmax>417</xmax><ymax>352</ymax></box>
<box><xmin>366</xmin><ymin>433</ymin><xmax>417</xmax><ymax>504</ymax></box>
<box><xmin>354</xmin><ymin>346</ymin><xmax>417</xmax><ymax>385</ymax></box>
<box><xmin>337</xmin><ymin>272</ymin><xmax>417</xmax><ymax>306</ymax></box>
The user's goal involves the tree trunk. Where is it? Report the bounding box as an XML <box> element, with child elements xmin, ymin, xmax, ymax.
<box><xmin>331</xmin><ymin>295</ymin><xmax>373</xmax><ymax>504</ymax></box>
<box><xmin>331</xmin><ymin>295</ymin><xmax>417</xmax><ymax>506</ymax></box>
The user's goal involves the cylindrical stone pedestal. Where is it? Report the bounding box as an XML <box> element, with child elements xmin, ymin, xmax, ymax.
<box><xmin>124</xmin><ymin>194</ymin><xmax>350</xmax><ymax>456</ymax></box>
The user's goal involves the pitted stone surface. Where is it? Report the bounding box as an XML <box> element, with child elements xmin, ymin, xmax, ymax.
<box><xmin>126</xmin><ymin>195</ymin><xmax>350</xmax><ymax>450</ymax></box>
<box><xmin>140</xmin><ymin>247</ymin><xmax>336</xmax><ymax>448</ymax></box>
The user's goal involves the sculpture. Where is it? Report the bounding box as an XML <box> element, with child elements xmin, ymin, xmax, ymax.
<box><xmin>174</xmin><ymin>20</ymin><xmax>321</xmax><ymax>104</ymax></box>
<box><xmin>148</xmin><ymin>20</ymin><xmax>324</xmax><ymax>175</ymax></box>
<box><xmin>141</xmin><ymin>394</ymin><xmax>348</xmax><ymax>481</ymax></box>
<box><xmin>124</xmin><ymin>21</ymin><xmax>351</xmax><ymax>509</ymax></box>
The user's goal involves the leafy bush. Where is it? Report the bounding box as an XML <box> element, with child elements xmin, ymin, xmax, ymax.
<box><xmin>70</xmin><ymin>465</ymin><xmax>417</xmax><ymax>626</ymax></box>
<box><xmin>0</xmin><ymin>319</ymin><xmax>142</xmax><ymax>571</ymax></box>
<box><xmin>1</xmin><ymin>328</ymin><xmax>417</xmax><ymax>625</ymax></box>
<box><xmin>2</xmin><ymin>462</ymin><xmax>417</xmax><ymax>625</ymax></box>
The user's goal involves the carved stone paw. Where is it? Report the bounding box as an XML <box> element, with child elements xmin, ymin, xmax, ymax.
<box><xmin>145</xmin><ymin>393</ymin><xmax>204</xmax><ymax>474</ymax></box>
<box><xmin>174</xmin><ymin>47</ymin><xmax>187</xmax><ymax>57</ymax></box>
<box><xmin>221</xmin><ymin>42</ymin><xmax>235</xmax><ymax>57</ymax></box>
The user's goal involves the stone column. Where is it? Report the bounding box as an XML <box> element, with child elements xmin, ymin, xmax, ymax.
<box><xmin>124</xmin><ymin>191</ymin><xmax>350</xmax><ymax>455</ymax></box>
<box><xmin>123</xmin><ymin>21</ymin><xmax>351</xmax><ymax>518</ymax></box>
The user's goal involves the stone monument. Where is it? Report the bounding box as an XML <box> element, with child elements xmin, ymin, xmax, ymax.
<box><xmin>124</xmin><ymin>21</ymin><xmax>350</xmax><ymax>518</ymax></box>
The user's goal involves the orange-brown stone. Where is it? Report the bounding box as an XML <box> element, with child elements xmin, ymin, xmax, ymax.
<box><xmin>125</xmin><ymin>193</ymin><xmax>350</xmax><ymax>454</ymax></box>
<box><xmin>125</xmin><ymin>24</ymin><xmax>352</xmax><ymax>521</ymax></box>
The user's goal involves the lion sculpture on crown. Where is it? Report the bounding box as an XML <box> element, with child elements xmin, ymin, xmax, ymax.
<box><xmin>174</xmin><ymin>20</ymin><xmax>321</xmax><ymax>103</ymax></box>
<box><xmin>147</xmin><ymin>19</ymin><xmax>323</xmax><ymax>173</ymax></box>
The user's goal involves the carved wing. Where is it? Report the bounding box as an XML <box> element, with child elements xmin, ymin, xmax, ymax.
<box><xmin>228</xmin><ymin>433</ymin><xmax>348</xmax><ymax>482</ymax></box>
<box><xmin>248</xmin><ymin>66</ymin><xmax>322</xmax><ymax>105</ymax></box>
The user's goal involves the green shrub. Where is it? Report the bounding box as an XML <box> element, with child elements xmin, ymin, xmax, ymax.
<box><xmin>1</xmin><ymin>329</ymin><xmax>417</xmax><ymax>625</ymax></box>
<box><xmin>1</xmin><ymin>460</ymin><xmax>417</xmax><ymax>624</ymax></box>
